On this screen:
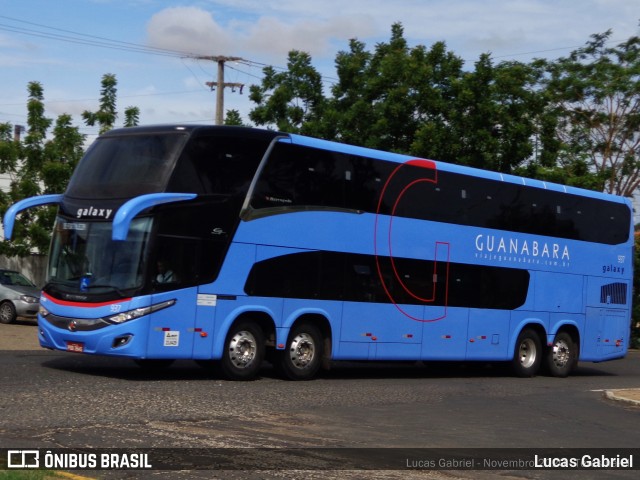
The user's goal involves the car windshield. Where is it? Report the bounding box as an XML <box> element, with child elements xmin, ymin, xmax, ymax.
<box><xmin>0</xmin><ymin>271</ymin><xmax>35</xmax><ymax>287</ymax></box>
<box><xmin>47</xmin><ymin>216</ymin><xmax>153</xmax><ymax>296</ymax></box>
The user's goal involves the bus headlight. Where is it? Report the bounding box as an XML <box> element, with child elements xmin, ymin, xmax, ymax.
<box><xmin>39</xmin><ymin>306</ymin><xmax>50</xmax><ymax>317</ymax></box>
<box><xmin>103</xmin><ymin>299</ymin><xmax>176</xmax><ymax>324</ymax></box>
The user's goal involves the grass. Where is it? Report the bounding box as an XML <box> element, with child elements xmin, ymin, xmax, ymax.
<box><xmin>0</xmin><ymin>472</ymin><xmax>79</xmax><ymax>480</ymax></box>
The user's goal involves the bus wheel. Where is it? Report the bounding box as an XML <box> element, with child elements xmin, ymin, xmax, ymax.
<box><xmin>512</xmin><ymin>328</ymin><xmax>541</xmax><ymax>377</ymax></box>
<box><xmin>545</xmin><ymin>331</ymin><xmax>577</xmax><ymax>378</ymax></box>
<box><xmin>278</xmin><ymin>322</ymin><xmax>323</xmax><ymax>381</ymax></box>
<box><xmin>221</xmin><ymin>321</ymin><xmax>265</xmax><ymax>380</ymax></box>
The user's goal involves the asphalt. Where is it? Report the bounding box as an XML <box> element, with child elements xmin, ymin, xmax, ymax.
<box><xmin>1</xmin><ymin>320</ymin><xmax>639</xmax><ymax>406</ymax></box>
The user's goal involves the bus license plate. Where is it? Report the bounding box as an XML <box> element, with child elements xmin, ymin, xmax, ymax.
<box><xmin>66</xmin><ymin>341</ymin><xmax>84</xmax><ymax>353</ymax></box>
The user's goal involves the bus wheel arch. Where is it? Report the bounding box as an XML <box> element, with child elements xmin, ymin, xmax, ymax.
<box><xmin>512</xmin><ymin>324</ymin><xmax>544</xmax><ymax>377</ymax></box>
<box><xmin>220</xmin><ymin>312</ymin><xmax>275</xmax><ymax>381</ymax></box>
<box><xmin>545</xmin><ymin>326</ymin><xmax>580</xmax><ymax>378</ymax></box>
<box><xmin>278</xmin><ymin>314</ymin><xmax>331</xmax><ymax>381</ymax></box>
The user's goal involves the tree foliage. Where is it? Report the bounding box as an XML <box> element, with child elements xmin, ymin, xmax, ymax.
<box><xmin>249</xmin><ymin>50</ymin><xmax>325</xmax><ymax>135</ymax></box>
<box><xmin>544</xmin><ymin>30</ymin><xmax>640</xmax><ymax>196</ymax></box>
<box><xmin>82</xmin><ymin>73</ymin><xmax>140</xmax><ymax>133</ymax></box>
<box><xmin>124</xmin><ymin>106</ymin><xmax>140</xmax><ymax>128</ymax></box>
<box><xmin>224</xmin><ymin>109</ymin><xmax>246</xmax><ymax>126</ymax></box>
<box><xmin>250</xmin><ymin>23</ymin><xmax>554</xmax><ymax>176</ymax></box>
<box><xmin>1</xmin><ymin>74</ymin><xmax>139</xmax><ymax>256</ymax></box>
<box><xmin>0</xmin><ymin>82</ymin><xmax>85</xmax><ymax>255</ymax></box>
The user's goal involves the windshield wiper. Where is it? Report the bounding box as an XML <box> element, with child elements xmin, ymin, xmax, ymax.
<box><xmin>47</xmin><ymin>278</ymin><xmax>78</xmax><ymax>287</ymax></box>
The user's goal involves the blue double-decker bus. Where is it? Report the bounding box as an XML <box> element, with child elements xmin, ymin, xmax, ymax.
<box><xmin>3</xmin><ymin>125</ymin><xmax>633</xmax><ymax>380</ymax></box>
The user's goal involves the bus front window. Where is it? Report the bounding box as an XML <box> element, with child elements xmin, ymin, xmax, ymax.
<box><xmin>47</xmin><ymin>217</ymin><xmax>153</xmax><ymax>298</ymax></box>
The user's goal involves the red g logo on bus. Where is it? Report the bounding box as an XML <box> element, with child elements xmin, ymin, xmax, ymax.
<box><xmin>68</xmin><ymin>320</ymin><xmax>77</xmax><ymax>332</ymax></box>
<box><xmin>374</xmin><ymin>159</ymin><xmax>450</xmax><ymax>322</ymax></box>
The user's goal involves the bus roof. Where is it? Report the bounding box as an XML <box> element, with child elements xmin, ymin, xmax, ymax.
<box><xmin>100</xmin><ymin>125</ymin><xmax>630</xmax><ymax>208</ymax></box>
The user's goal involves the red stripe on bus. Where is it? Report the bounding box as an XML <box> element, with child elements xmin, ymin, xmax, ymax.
<box><xmin>42</xmin><ymin>292</ymin><xmax>132</xmax><ymax>308</ymax></box>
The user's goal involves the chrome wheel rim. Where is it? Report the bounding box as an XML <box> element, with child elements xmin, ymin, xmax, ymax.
<box><xmin>518</xmin><ymin>338</ymin><xmax>537</xmax><ymax>368</ymax></box>
<box><xmin>228</xmin><ymin>331</ymin><xmax>258</xmax><ymax>369</ymax></box>
<box><xmin>288</xmin><ymin>333</ymin><xmax>316</xmax><ymax>369</ymax></box>
<box><xmin>551</xmin><ymin>339</ymin><xmax>571</xmax><ymax>368</ymax></box>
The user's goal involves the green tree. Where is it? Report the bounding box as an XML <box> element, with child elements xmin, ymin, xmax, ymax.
<box><xmin>545</xmin><ymin>30</ymin><xmax>640</xmax><ymax>196</ymax></box>
<box><xmin>330</xmin><ymin>23</ymin><xmax>429</xmax><ymax>152</ymax></box>
<box><xmin>0</xmin><ymin>83</ymin><xmax>85</xmax><ymax>256</ymax></box>
<box><xmin>2</xmin><ymin>74</ymin><xmax>139</xmax><ymax>256</ymax></box>
<box><xmin>465</xmin><ymin>57</ymin><xmax>540</xmax><ymax>172</ymax></box>
<box><xmin>249</xmin><ymin>50</ymin><xmax>325</xmax><ymax>134</ymax></box>
<box><xmin>3</xmin><ymin>82</ymin><xmax>54</xmax><ymax>254</ymax></box>
<box><xmin>0</xmin><ymin>123</ymin><xmax>21</xmax><ymax>248</ymax></box>
<box><xmin>224</xmin><ymin>109</ymin><xmax>246</xmax><ymax>126</ymax></box>
<box><xmin>42</xmin><ymin>113</ymin><xmax>85</xmax><ymax>193</ymax></box>
<box><xmin>250</xmin><ymin>23</ymin><xmax>542</xmax><ymax>176</ymax></box>
<box><xmin>82</xmin><ymin>73</ymin><xmax>119</xmax><ymax>134</ymax></box>
<box><xmin>0</xmin><ymin>123</ymin><xmax>19</xmax><ymax>175</ymax></box>
<box><xmin>124</xmin><ymin>106</ymin><xmax>140</xmax><ymax>128</ymax></box>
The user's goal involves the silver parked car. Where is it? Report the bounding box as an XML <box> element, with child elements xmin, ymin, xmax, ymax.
<box><xmin>0</xmin><ymin>269</ymin><xmax>40</xmax><ymax>324</ymax></box>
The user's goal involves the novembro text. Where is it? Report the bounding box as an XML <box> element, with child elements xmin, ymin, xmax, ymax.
<box><xmin>405</xmin><ymin>454</ymin><xmax>634</xmax><ymax>470</ymax></box>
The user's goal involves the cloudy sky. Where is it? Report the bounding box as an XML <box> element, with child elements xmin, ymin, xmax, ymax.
<box><xmin>1</xmin><ymin>0</ymin><xmax>639</xmax><ymax>142</ymax></box>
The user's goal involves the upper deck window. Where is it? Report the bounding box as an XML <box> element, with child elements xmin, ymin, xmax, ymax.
<box><xmin>249</xmin><ymin>143</ymin><xmax>630</xmax><ymax>245</ymax></box>
<box><xmin>66</xmin><ymin>133</ymin><xmax>187</xmax><ymax>199</ymax></box>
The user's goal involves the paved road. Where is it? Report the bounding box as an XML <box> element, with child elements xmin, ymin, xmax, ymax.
<box><xmin>1</xmin><ymin>321</ymin><xmax>638</xmax><ymax>479</ymax></box>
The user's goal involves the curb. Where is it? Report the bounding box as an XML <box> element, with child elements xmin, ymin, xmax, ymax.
<box><xmin>605</xmin><ymin>389</ymin><xmax>640</xmax><ymax>406</ymax></box>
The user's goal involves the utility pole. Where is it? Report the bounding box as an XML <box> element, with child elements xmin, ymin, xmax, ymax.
<box><xmin>198</xmin><ymin>56</ymin><xmax>245</xmax><ymax>125</ymax></box>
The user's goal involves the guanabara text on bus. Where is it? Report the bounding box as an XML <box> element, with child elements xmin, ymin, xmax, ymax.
<box><xmin>3</xmin><ymin>125</ymin><xmax>633</xmax><ymax>380</ymax></box>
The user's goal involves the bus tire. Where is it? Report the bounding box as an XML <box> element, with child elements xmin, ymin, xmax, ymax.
<box><xmin>220</xmin><ymin>321</ymin><xmax>265</xmax><ymax>380</ymax></box>
<box><xmin>278</xmin><ymin>322</ymin><xmax>323</xmax><ymax>381</ymax></box>
<box><xmin>512</xmin><ymin>328</ymin><xmax>542</xmax><ymax>377</ymax></box>
<box><xmin>545</xmin><ymin>331</ymin><xmax>577</xmax><ymax>378</ymax></box>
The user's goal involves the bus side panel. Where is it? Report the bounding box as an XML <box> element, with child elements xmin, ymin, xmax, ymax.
<box><xmin>190</xmin><ymin>291</ymin><xmax>217</xmax><ymax>359</ymax></box>
<box><xmin>145</xmin><ymin>288</ymin><xmax>197</xmax><ymax>359</ymax></box>
<box><xmin>207</xmin><ymin>242</ymin><xmax>257</xmax><ymax>294</ymax></box>
<box><xmin>466</xmin><ymin>309</ymin><xmax>510</xmax><ymax>360</ymax></box>
<box><xmin>533</xmin><ymin>272</ymin><xmax>584</xmax><ymax>313</ymax></box>
<box><xmin>421</xmin><ymin>307</ymin><xmax>468</xmax><ymax>360</ymax></box>
<box><xmin>340</xmin><ymin>302</ymin><xmax>423</xmax><ymax>344</ymax></box>
<box><xmin>582</xmin><ymin>307</ymin><xmax>628</xmax><ymax>360</ymax></box>
<box><xmin>339</xmin><ymin>302</ymin><xmax>426</xmax><ymax>360</ymax></box>
<box><xmin>581</xmin><ymin>276</ymin><xmax>631</xmax><ymax>361</ymax></box>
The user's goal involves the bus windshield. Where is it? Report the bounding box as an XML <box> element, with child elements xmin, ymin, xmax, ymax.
<box><xmin>66</xmin><ymin>133</ymin><xmax>187</xmax><ymax>199</ymax></box>
<box><xmin>47</xmin><ymin>217</ymin><xmax>153</xmax><ymax>297</ymax></box>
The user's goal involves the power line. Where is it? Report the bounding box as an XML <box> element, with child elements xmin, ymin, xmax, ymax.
<box><xmin>0</xmin><ymin>14</ymin><xmax>192</xmax><ymax>58</ymax></box>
